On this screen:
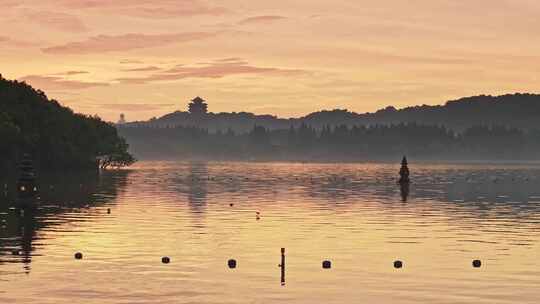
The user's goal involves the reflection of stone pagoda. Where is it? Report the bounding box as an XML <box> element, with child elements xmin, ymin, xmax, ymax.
<box><xmin>398</xmin><ymin>156</ymin><xmax>410</xmax><ymax>184</ymax></box>
<box><xmin>17</xmin><ymin>154</ymin><xmax>38</xmax><ymax>201</ymax></box>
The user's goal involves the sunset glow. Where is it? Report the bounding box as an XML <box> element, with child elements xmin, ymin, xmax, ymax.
<box><xmin>2</xmin><ymin>0</ymin><xmax>540</xmax><ymax>121</ymax></box>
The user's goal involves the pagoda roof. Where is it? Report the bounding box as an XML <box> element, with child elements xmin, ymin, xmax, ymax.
<box><xmin>191</xmin><ymin>96</ymin><xmax>206</xmax><ymax>102</ymax></box>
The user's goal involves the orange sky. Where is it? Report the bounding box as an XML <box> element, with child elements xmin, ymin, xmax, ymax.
<box><xmin>1</xmin><ymin>0</ymin><xmax>540</xmax><ymax>122</ymax></box>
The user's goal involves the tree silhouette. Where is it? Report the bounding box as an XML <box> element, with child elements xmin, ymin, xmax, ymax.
<box><xmin>0</xmin><ymin>75</ymin><xmax>135</xmax><ymax>170</ymax></box>
<box><xmin>188</xmin><ymin>97</ymin><xmax>208</xmax><ymax>115</ymax></box>
<box><xmin>128</xmin><ymin>93</ymin><xmax>540</xmax><ymax>133</ymax></box>
<box><xmin>98</xmin><ymin>138</ymin><xmax>136</xmax><ymax>169</ymax></box>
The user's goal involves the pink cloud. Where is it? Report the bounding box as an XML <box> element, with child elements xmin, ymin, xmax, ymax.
<box><xmin>0</xmin><ymin>0</ymin><xmax>19</xmax><ymax>9</ymax></box>
<box><xmin>21</xmin><ymin>10</ymin><xmax>87</xmax><ymax>32</ymax></box>
<box><xmin>41</xmin><ymin>32</ymin><xmax>218</xmax><ymax>54</ymax></box>
<box><xmin>116</xmin><ymin>59</ymin><xmax>306</xmax><ymax>84</ymax></box>
<box><xmin>56</xmin><ymin>0</ymin><xmax>227</xmax><ymax>18</ymax></box>
<box><xmin>19</xmin><ymin>75</ymin><xmax>109</xmax><ymax>90</ymax></box>
<box><xmin>0</xmin><ymin>35</ymin><xmax>37</xmax><ymax>48</ymax></box>
<box><xmin>238</xmin><ymin>15</ymin><xmax>287</xmax><ymax>25</ymax></box>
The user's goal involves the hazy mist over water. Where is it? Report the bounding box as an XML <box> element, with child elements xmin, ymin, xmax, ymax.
<box><xmin>1</xmin><ymin>161</ymin><xmax>540</xmax><ymax>303</ymax></box>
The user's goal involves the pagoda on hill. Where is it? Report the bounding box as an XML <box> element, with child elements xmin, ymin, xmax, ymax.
<box><xmin>188</xmin><ymin>96</ymin><xmax>208</xmax><ymax>115</ymax></box>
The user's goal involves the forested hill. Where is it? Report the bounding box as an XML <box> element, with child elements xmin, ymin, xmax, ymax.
<box><xmin>0</xmin><ymin>75</ymin><xmax>134</xmax><ymax>171</ymax></box>
<box><xmin>354</xmin><ymin>94</ymin><xmax>540</xmax><ymax>131</ymax></box>
<box><xmin>125</xmin><ymin>94</ymin><xmax>540</xmax><ymax>132</ymax></box>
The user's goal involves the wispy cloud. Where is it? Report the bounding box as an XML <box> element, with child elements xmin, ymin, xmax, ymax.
<box><xmin>357</xmin><ymin>49</ymin><xmax>473</xmax><ymax>65</ymax></box>
<box><xmin>19</xmin><ymin>75</ymin><xmax>109</xmax><ymax>90</ymax></box>
<box><xmin>0</xmin><ymin>35</ymin><xmax>37</xmax><ymax>48</ymax></box>
<box><xmin>56</xmin><ymin>0</ymin><xmax>227</xmax><ymax>18</ymax></box>
<box><xmin>52</xmin><ymin>70</ymin><xmax>90</xmax><ymax>76</ymax></box>
<box><xmin>238</xmin><ymin>15</ymin><xmax>287</xmax><ymax>25</ymax></box>
<box><xmin>122</xmin><ymin>66</ymin><xmax>162</xmax><ymax>72</ymax></box>
<box><xmin>115</xmin><ymin>58</ymin><xmax>307</xmax><ymax>84</ymax></box>
<box><xmin>120</xmin><ymin>59</ymin><xmax>144</xmax><ymax>64</ymax></box>
<box><xmin>20</xmin><ymin>9</ymin><xmax>87</xmax><ymax>32</ymax></box>
<box><xmin>214</xmin><ymin>57</ymin><xmax>246</xmax><ymax>63</ymax></box>
<box><xmin>42</xmin><ymin>32</ymin><xmax>219</xmax><ymax>54</ymax></box>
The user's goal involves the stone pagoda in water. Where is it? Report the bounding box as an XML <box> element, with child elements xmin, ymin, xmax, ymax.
<box><xmin>398</xmin><ymin>156</ymin><xmax>410</xmax><ymax>184</ymax></box>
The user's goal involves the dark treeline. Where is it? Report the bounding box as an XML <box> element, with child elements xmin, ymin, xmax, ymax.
<box><xmin>125</xmin><ymin>94</ymin><xmax>540</xmax><ymax>132</ymax></box>
<box><xmin>118</xmin><ymin>123</ymin><xmax>540</xmax><ymax>161</ymax></box>
<box><xmin>0</xmin><ymin>75</ymin><xmax>134</xmax><ymax>171</ymax></box>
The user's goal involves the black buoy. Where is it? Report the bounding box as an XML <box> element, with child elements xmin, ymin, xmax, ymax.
<box><xmin>107</xmin><ymin>208</ymin><xmax>111</xmax><ymax>214</ymax></box>
<box><xmin>394</xmin><ymin>260</ymin><xmax>403</xmax><ymax>269</ymax></box>
<box><xmin>472</xmin><ymin>260</ymin><xmax>482</xmax><ymax>268</ymax></box>
<box><xmin>228</xmin><ymin>259</ymin><xmax>237</xmax><ymax>269</ymax></box>
<box><xmin>162</xmin><ymin>256</ymin><xmax>170</xmax><ymax>264</ymax></box>
<box><xmin>74</xmin><ymin>252</ymin><xmax>83</xmax><ymax>260</ymax></box>
<box><xmin>322</xmin><ymin>260</ymin><xmax>331</xmax><ymax>269</ymax></box>
<box><xmin>229</xmin><ymin>203</ymin><xmax>234</xmax><ymax>207</ymax></box>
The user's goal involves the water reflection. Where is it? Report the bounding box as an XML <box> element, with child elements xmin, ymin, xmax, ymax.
<box><xmin>400</xmin><ymin>183</ymin><xmax>410</xmax><ymax>202</ymax></box>
<box><xmin>1</xmin><ymin>162</ymin><xmax>540</xmax><ymax>303</ymax></box>
<box><xmin>0</xmin><ymin>170</ymin><xmax>130</xmax><ymax>272</ymax></box>
<box><xmin>152</xmin><ymin>162</ymin><xmax>540</xmax><ymax>250</ymax></box>
<box><xmin>187</xmin><ymin>163</ymin><xmax>208</xmax><ymax>215</ymax></box>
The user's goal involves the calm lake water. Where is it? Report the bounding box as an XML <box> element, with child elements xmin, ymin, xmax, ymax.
<box><xmin>1</xmin><ymin>161</ymin><xmax>540</xmax><ymax>303</ymax></box>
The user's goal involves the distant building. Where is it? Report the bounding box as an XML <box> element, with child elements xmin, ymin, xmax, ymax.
<box><xmin>188</xmin><ymin>96</ymin><xmax>208</xmax><ymax>115</ymax></box>
<box><xmin>118</xmin><ymin>113</ymin><xmax>126</xmax><ymax>124</ymax></box>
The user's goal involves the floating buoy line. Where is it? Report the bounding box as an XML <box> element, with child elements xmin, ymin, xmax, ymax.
<box><xmin>65</xmin><ymin>249</ymin><xmax>484</xmax><ymax>274</ymax></box>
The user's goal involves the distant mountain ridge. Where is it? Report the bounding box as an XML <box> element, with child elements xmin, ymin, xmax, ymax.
<box><xmin>124</xmin><ymin>93</ymin><xmax>540</xmax><ymax>132</ymax></box>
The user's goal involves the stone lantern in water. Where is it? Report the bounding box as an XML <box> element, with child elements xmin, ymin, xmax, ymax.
<box><xmin>17</xmin><ymin>154</ymin><xmax>38</xmax><ymax>205</ymax></box>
